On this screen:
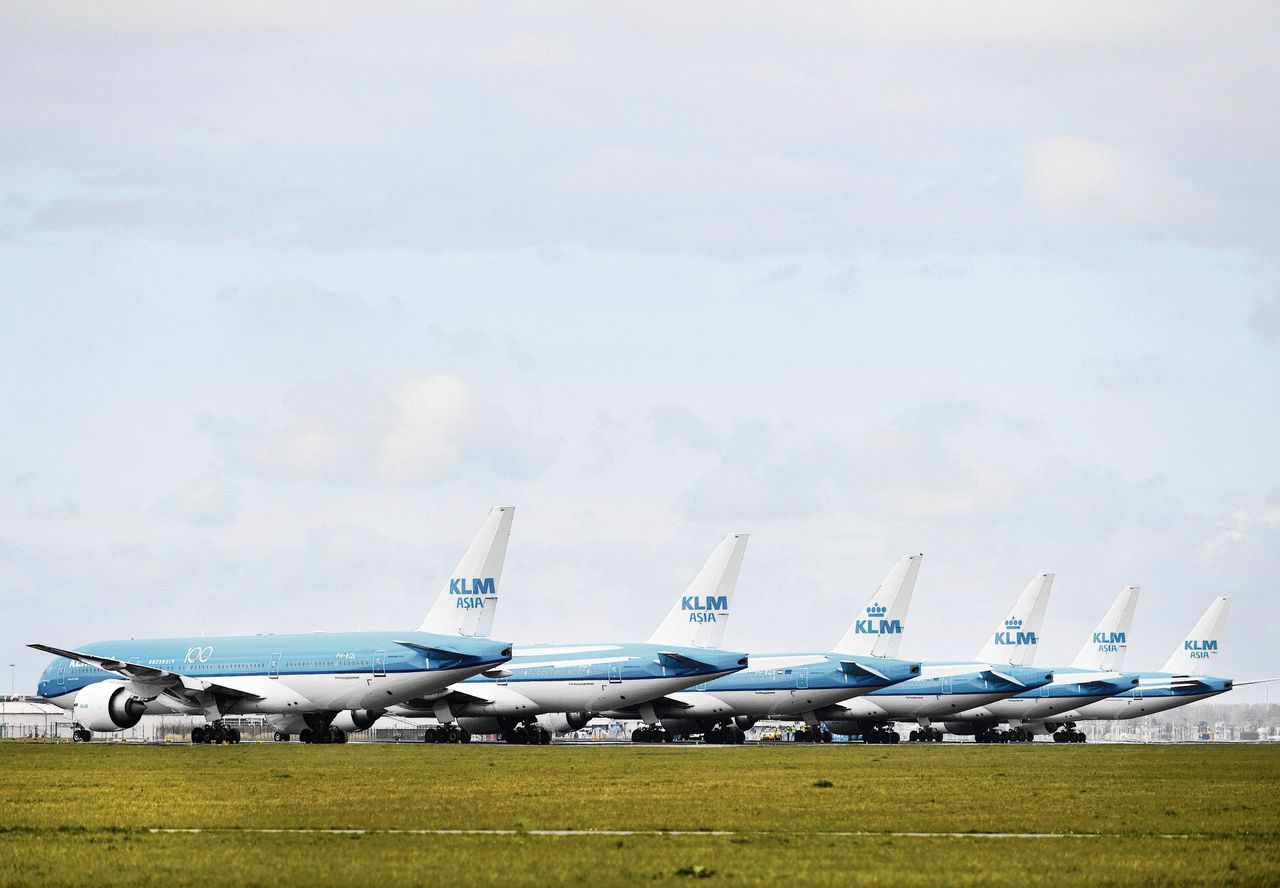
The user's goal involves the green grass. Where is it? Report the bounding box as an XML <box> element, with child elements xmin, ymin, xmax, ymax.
<box><xmin>2</xmin><ymin>743</ymin><xmax>1278</xmax><ymax>885</ymax></box>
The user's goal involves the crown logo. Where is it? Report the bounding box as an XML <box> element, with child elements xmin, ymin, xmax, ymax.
<box><xmin>866</xmin><ymin>603</ymin><xmax>888</xmax><ymax>618</ymax></box>
<box><xmin>1004</xmin><ymin>617</ymin><xmax>1023</xmax><ymax>630</ymax></box>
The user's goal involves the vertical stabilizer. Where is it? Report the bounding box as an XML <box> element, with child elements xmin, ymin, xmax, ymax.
<box><xmin>975</xmin><ymin>573</ymin><xmax>1054</xmax><ymax>666</ymax></box>
<box><xmin>417</xmin><ymin>506</ymin><xmax>515</xmax><ymax>636</ymax></box>
<box><xmin>1071</xmin><ymin>585</ymin><xmax>1140</xmax><ymax>671</ymax></box>
<box><xmin>647</xmin><ymin>534</ymin><xmax>749</xmax><ymax>649</ymax></box>
<box><xmin>831</xmin><ymin>554</ymin><xmax>923</xmax><ymax>658</ymax></box>
<box><xmin>1160</xmin><ymin>597</ymin><xmax>1231</xmax><ymax>675</ymax></box>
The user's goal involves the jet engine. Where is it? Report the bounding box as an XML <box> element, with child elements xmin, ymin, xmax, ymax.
<box><xmin>941</xmin><ymin>721</ymin><xmax>979</xmax><ymax>736</ymax></box>
<box><xmin>732</xmin><ymin>715</ymin><xmax>757</xmax><ymax>731</ymax></box>
<box><xmin>535</xmin><ymin>712</ymin><xmax>590</xmax><ymax>734</ymax></box>
<box><xmin>332</xmin><ymin>709</ymin><xmax>386</xmax><ymax>732</ymax></box>
<box><xmin>73</xmin><ymin>680</ymin><xmax>146</xmax><ymax>732</ymax></box>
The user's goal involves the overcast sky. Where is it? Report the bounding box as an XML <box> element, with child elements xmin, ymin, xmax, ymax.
<box><xmin>3</xmin><ymin>3</ymin><xmax>1278</xmax><ymax>700</ymax></box>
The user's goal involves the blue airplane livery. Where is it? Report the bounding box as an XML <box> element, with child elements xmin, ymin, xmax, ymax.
<box><xmin>602</xmin><ymin>554</ymin><xmax>925</xmax><ymax>743</ymax></box>
<box><xmin>386</xmin><ymin>534</ymin><xmax>752</xmax><ymax>744</ymax></box>
<box><xmin>31</xmin><ymin>507</ymin><xmax>517</xmax><ymax>744</ymax></box>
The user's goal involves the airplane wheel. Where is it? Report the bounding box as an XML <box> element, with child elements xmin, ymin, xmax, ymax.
<box><xmin>461</xmin><ymin>728</ymin><xmax>472</xmax><ymax>743</ymax></box>
<box><xmin>191</xmin><ymin>727</ymin><xmax>205</xmax><ymax>744</ymax></box>
<box><xmin>300</xmin><ymin>728</ymin><xmax>313</xmax><ymax>744</ymax></box>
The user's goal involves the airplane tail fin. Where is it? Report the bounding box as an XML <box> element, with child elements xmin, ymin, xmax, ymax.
<box><xmin>830</xmin><ymin>554</ymin><xmax>923</xmax><ymax>658</ymax></box>
<box><xmin>975</xmin><ymin>573</ymin><xmax>1054</xmax><ymax>666</ymax></box>
<box><xmin>416</xmin><ymin>506</ymin><xmax>515</xmax><ymax>636</ymax></box>
<box><xmin>1160</xmin><ymin>596</ymin><xmax>1231</xmax><ymax>675</ymax></box>
<box><xmin>647</xmin><ymin>533</ymin><xmax>749</xmax><ymax>649</ymax></box>
<box><xmin>1071</xmin><ymin>585</ymin><xmax>1139</xmax><ymax>671</ymax></box>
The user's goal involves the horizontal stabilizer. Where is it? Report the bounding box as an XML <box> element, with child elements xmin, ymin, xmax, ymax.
<box><xmin>838</xmin><ymin>660</ymin><xmax>891</xmax><ymax>682</ymax></box>
<box><xmin>984</xmin><ymin>668</ymin><xmax>1024</xmax><ymax>687</ymax></box>
<box><xmin>393</xmin><ymin>639</ymin><xmax>508</xmax><ymax>668</ymax></box>
<box><xmin>655</xmin><ymin>651</ymin><xmax>716</xmax><ymax>674</ymax></box>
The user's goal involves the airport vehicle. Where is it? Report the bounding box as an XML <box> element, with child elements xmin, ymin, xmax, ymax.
<box><xmin>942</xmin><ymin>586</ymin><xmax>1143</xmax><ymax>742</ymax></box>
<box><xmin>1045</xmin><ymin>596</ymin><xmax>1273</xmax><ymax>732</ymax></box>
<box><xmin>385</xmin><ymin>534</ymin><xmax>753</xmax><ymax>744</ymax></box>
<box><xmin>817</xmin><ymin>573</ymin><xmax>1057</xmax><ymax>742</ymax></box>
<box><xmin>602</xmin><ymin>555</ymin><xmax>926</xmax><ymax>743</ymax></box>
<box><xmin>32</xmin><ymin>507</ymin><xmax>517</xmax><ymax>744</ymax></box>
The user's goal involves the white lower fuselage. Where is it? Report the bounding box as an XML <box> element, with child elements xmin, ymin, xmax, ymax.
<box><xmin>44</xmin><ymin>667</ymin><xmax>483</xmax><ymax>720</ymax></box>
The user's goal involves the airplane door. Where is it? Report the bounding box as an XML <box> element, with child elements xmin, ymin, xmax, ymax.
<box><xmin>1040</xmin><ymin>685</ymin><xmax>1050</xmax><ymax>697</ymax></box>
<box><xmin>942</xmin><ymin>677</ymin><xmax>953</xmax><ymax>694</ymax></box>
<box><xmin>608</xmin><ymin>663</ymin><xmax>622</xmax><ymax>683</ymax></box>
<box><xmin>374</xmin><ymin>650</ymin><xmax>386</xmax><ymax>678</ymax></box>
<box><xmin>797</xmin><ymin>668</ymin><xmax>809</xmax><ymax>689</ymax></box>
<box><xmin>269</xmin><ymin>652</ymin><xmax>281</xmax><ymax>679</ymax></box>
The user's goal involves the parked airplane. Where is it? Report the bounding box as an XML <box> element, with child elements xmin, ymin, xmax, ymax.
<box><xmin>942</xmin><ymin>585</ymin><xmax>1143</xmax><ymax>743</ymax></box>
<box><xmin>603</xmin><ymin>554</ymin><xmax>925</xmax><ymax>743</ymax></box>
<box><xmin>385</xmin><ymin>534</ymin><xmax>753</xmax><ymax>744</ymax></box>
<box><xmin>816</xmin><ymin>573</ymin><xmax>1057</xmax><ymax>743</ymax></box>
<box><xmin>32</xmin><ymin>507</ymin><xmax>517</xmax><ymax>744</ymax></box>
<box><xmin>1043</xmin><ymin>596</ymin><xmax>1274</xmax><ymax>734</ymax></box>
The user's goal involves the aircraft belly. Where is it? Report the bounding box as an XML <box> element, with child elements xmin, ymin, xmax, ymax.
<box><xmin>716</xmin><ymin>687</ymin><xmax>859</xmax><ymax>717</ymax></box>
<box><xmin>879</xmin><ymin>693</ymin><xmax>1009</xmax><ymax>718</ymax></box>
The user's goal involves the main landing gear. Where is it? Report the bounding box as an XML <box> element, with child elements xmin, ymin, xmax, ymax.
<box><xmin>273</xmin><ymin>731</ymin><xmax>290</xmax><ymax>742</ymax></box>
<box><xmin>975</xmin><ymin>726</ymin><xmax>1034</xmax><ymax>743</ymax></box>
<box><xmin>71</xmin><ymin>726</ymin><xmax>92</xmax><ymax>742</ymax></box>
<box><xmin>631</xmin><ymin>725</ymin><xmax>671</xmax><ymax>743</ymax></box>
<box><xmin>424</xmin><ymin>724</ymin><xmax>472</xmax><ymax>744</ymax></box>
<box><xmin>909</xmin><ymin>727</ymin><xmax>943</xmax><ymax>742</ymax></box>
<box><xmin>793</xmin><ymin>726</ymin><xmax>832</xmax><ymax>743</ymax></box>
<box><xmin>298</xmin><ymin>726</ymin><xmax>347</xmax><ymax>744</ymax></box>
<box><xmin>191</xmin><ymin>722</ymin><xmax>243</xmax><ymax>745</ymax></box>
<box><xmin>862</xmin><ymin>726</ymin><xmax>900</xmax><ymax>744</ymax></box>
<box><xmin>501</xmin><ymin>723</ymin><xmax>550</xmax><ymax>745</ymax></box>
<box><xmin>1053</xmin><ymin>729</ymin><xmax>1087</xmax><ymax>743</ymax></box>
<box><xmin>705</xmin><ymin>725</ymin><xmax>746</xmax><ymax>744</ymax></box>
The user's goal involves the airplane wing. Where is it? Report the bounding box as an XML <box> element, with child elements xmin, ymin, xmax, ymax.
<box><xmin>28</xmin><ymin>643</ymin><xmax>264</xmax><ymax>703</ymax></box>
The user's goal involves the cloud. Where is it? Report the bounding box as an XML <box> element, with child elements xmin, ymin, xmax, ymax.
<box><xmin>1249</xmin><ymin>294</ymin><xmax>1280</xmax><ymax>341</ymax></box>
<box><xmin>155</xmin><ymin>473</ymin><xmax>242</xmax><ymax>525</ymax></box>
<box><xmin>206</xmin><ymin>374</ymin><xmax>553</xmax><ymax>485</ymax></box>
<box><xmin>1026</xmin><ymin>136</ymin><xmax>1220</xmax><ymax>237</ymax></box>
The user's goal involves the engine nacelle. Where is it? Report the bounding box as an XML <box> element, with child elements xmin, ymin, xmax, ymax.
<box><xmin>942</xmin><ymin>721</ymin><xmax>980</xmax><ymax>736</ymax></box>
<box><xmin>535</xmin><ymin>712</ymin><xmax>590</xmax><ymax>734</ymax></box>
<box><xmin>73</xmin><ymin>680</ymin><xmax>146</xmax><ymax>732</ymax></box>
<box><xmin>332</xmin><ymin>709</ymin><xmax>385</xmax><ymax>732</ymax></box>
<box><xmin>733</xmin><ymin>715</ymin><xmax>757</xmax><ymax>731</ymax></box>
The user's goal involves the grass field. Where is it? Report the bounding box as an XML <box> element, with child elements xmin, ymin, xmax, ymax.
<box><xmin>2</xmin><ymin>742</ymin><xmax>1278</xmax><ymax>886</ymax></box>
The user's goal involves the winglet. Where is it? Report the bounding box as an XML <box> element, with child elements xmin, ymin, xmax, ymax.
<box><xmin>417</xmin><ymin>506</ymin><xmax>515</xmax><ymax>636</ymax></box>
<box><xmin>830</xmin><ymin>554</ymin><xmax>923</xmax><ymax>658</ymax></box>
<box><xmin>1071</xmin><ymin>585</ymin><xmax>1139</xmax><ymax>671</ymax></box>
<box><xmin>1160</xmin><ymin>596</ymin><xmax>1231</xmax><ymax>675</ymax></box>
<box><xmin>647</xmin><ymin>533</ymin><xmax>748</xmax><ymax>649</ymax></box>
<box><xmin>975</xmin><ymin>573</ymin><xmax>1054</xmax><ymax>666</ymax></box>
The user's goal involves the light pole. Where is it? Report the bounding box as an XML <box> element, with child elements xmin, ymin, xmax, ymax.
<box><xmin>8</xmin><ymin>663</ymin><xmax>14</xmax><ymax>695</ymax></box>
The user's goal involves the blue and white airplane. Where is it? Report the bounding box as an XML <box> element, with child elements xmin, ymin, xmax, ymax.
<box><xmin>386</xmin><ymin>533</ymin><xmax>753</xmax><ymax>744</ymax></box>
<box><xmin>942</xmin><ymin>585</ymin><xmax>1143</xmax><ymax>742</ymax></box>
<box><xmin>816</xmin><ymin>573</ymin><xmax>1057</xmax><ymax>743</ymax></box>
<box><xmin>604</xmin><ymin>554</ymin><xmax>926</xmax><ymax>743</ymax></box>
<box><xmin>1045</xmin><ymin>596</ymin><xmax>1275</xmax><ymax>734</ymax></box>
<box><xmin>31</xmin><ymin>508</ymin><xmax>517</xmax><ymax>744</ymax></box>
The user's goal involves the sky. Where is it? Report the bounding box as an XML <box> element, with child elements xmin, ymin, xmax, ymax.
<box><xmin>2</xmin><ymin>3</ymin><xmax>1278</xmax><ymax>701</ymax></box>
